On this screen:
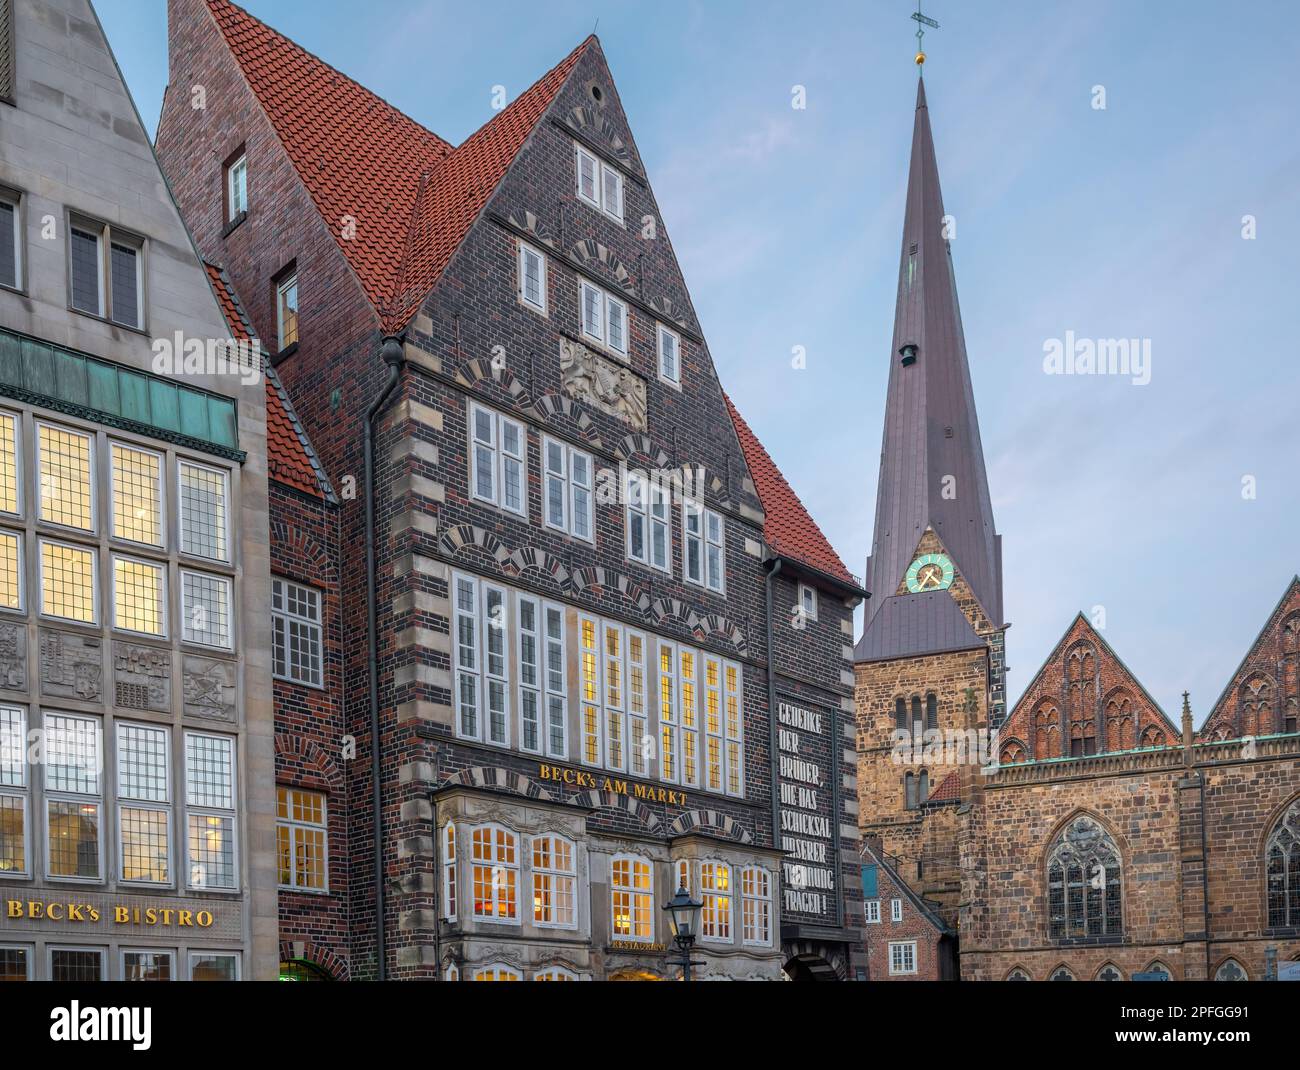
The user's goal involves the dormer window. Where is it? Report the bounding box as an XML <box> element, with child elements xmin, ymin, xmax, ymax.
<box><xmin>575</xmin><ymin>143</ymin><xmax>624</xmax><ymax>224</ymax></box>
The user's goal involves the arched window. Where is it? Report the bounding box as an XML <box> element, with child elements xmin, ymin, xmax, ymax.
<box><xmin>444</xmin><ymin>962</ymin><xmax>460</xmax><ymax>982</ymax></box>
<box><xmin>1047</xmin><ymin>815</ymin><xmax>1122</xmax><ymax>940</ymax></box>
<box><xmin>531</xmin><ymin>835</ymin><xmax>576</xmax><ymax>927</ymax></box>
<box><xmin>999</xmin><ymin>739</ymin><xmax>1026</xmax><ymax>764</ymax></box>
<box><xmin>1266</xmin><ymin>797</ymin><xmax>1300</xmax><ymax>928</ymax></box>
<box><xmin>741</xmin><ymin>866</ymin><xmax>772</xmax><ymax>946</ymax></box>
<box><xmin>610</xmin><ymin>854</ymin><xmax>653</xmax><ymax>942</ymax></box>
<box><xmin>894</xmin><ymin>698</ymin><xmax>907</xmax><ymax>730</ymax></box>
<box><xmin>700</xmin><ymin>861</ymin><xmax>732</xmax><ymax>942</ymax></box>
<box><xmin>1004</xmin><ymin>966</ymin><xmax>1031</xmax><ymax>981</ymax></box>
<box><xmin>1140</xmin><ymin>725</ymin><xmax>1166</xmax><ymax>748</ymax></box>
<box><xmin>533</xmin><ymin>966</ymin><xmax>577</xmax><ymax>981</ymax></box>
<box><xmin>470</xmin><ymin>824</ymin><xmax>518</xmax><ymax>921</ymax></box>
<box><xmin>1048</xmin><ymin>965</ymin><xmax>1075</xmax><ymax>981</ymax></box>
<box><xmin>1285</xmin><ymin>698</ymin><xmax>1298</xmax><ymax>736</ymax></box>
<box><xmin>925</xmin><ymin>692</ymin><xmax>938</xmax><ymax>730</ymax></box>
<box><xmin>472</xmin><ymin>964</ymin><xmax>521</xmax><ymax>981</ymax></box>
<box><xmin>1238</xmin><ymin>675</ymin><xmax>1272</xmax><ymax>737</ymax></box>
<box><xmin>904</xmin><ymin>772</ymin><xmax>918</xmax><ymax>810</ymax></box>
<box><xmin>1214</xmin><ymin>959</ymin><xmax>1247</xmax><ymax>981</ymax></box>
<box><xmin>1142</xmin><ymin>960</ymin><xmax>1172</xmax><ymax>980</ymax></box>
<box><xmin>1033</xmin><ymin>701</ymin><xmax>1059</xmax><ymax>759</ymax></box>
<box><xmin>1104</xmin><ymin>691</ymin><xmax>1136</xmax><ymax>751</ymax></box>
<box><xmin>279</xmin><ymin>959</ymin><xmax>331</xmax><ymax>981</ymax></box>
<box><xmin>911</xmin><ymin>696</ymin><xmax>922</xmax><ymax>732</ymax></box>
<box><xmin>1095</xmin><ymin>963</ymin><xmax>1123</xmax><ymax>981</ymax></box>
<box><xmin>1065</xmin><ymin>642</ymin><xmax>1098</xmax><ymax>756</ymax></box>
<box><xmin>918</xmin><ymin>769</ymin><xmax>929</xmax><ymax>805</ymax></box>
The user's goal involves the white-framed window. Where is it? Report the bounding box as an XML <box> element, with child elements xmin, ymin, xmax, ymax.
<box><xmin>0</xmin><ymin>706</ymin><xmax>29</xmax><ymax>878</ymax></box>
<box><xmin>741</xmin><ymin>866</ymin><xmax>772</xmax><ymax>946</ymax></box>
<box><xmin>39</xmin><ymin>538</ymin><xmax>97</xmax><ymax>624</ymax></box>
<box><xmin>452</xmin><ymin>573</ymin><xmax>510</xmax><ymax>747</ymax></box>
<box><xmin>579</xmin><ymin>279</ymin><xmax>628</xmax><ymax>357</ymax></box>
<box><xmin>625</xmin><ymin>471</ymin><xmax>669</xmax><ymax>573</ymax></box>
<box><xmin>889</xmin><ymin>940</ymin><xmax>918</xmax><ymax>976</ymax></box>
<box><xmin>679</xmin><ymin>647</ymin><xmax>699</xmax><ymax>787</ymax></box>
<box><xmin>517</xmin><ymin>594</ymin><xmax>566</xmax><ymax>757</ymax></box>
<box><xmin>574</xmin><ymin>143</ymin><xmax>624</xmax><ymax>223</ymax></box>
<box><xmin>724</xmin><ymin>660</ymin><xmax>743</xmax><ymax>797</ymax></box>
<box><xmin>0</xmin><ymin>409</ymin><xmax>20</xmax><ymax>516</ymax></box>
<box><xmin>517</xmin><ymin>239</ymin><xmax>546</xmax><ymax>313</ymax></box>
<box><xmin>626</xmin><ymin>630</ymin><xmax>648</xmax><ymax>778</ymax></box>
<box><xmin>0</xmin><ymin>188</ymin><xmax>21</xmax><ymax>292</ymax></box>
<box><xmin>178</xmin><ymin>459</ymin><xmax>230</xmax><ymax>562</ymax></box>
<box><xmin>578</xmin><ymin>615</ymin><xmax>602</xmax><ymax>767</ymax></box>
<box><xmin>700</xmin><ymin>861</ymin><xmax>732</xmax><ymax>942</ymax></box>
<box><xmin>69</xmin><ymin>216</ymin><xmax>144</xmax><ymax>329</ymax></box>
<box><xmin>683</xmin><ymin>501</ymin><xmax>725</xmax><ymax>593</ymax></box>
<box><xmin>543</xmin><ymin>437</ymin><xmax>593</xmax><ymax>541</ymax></box>
<box><xmin>891</xmin><ymin>897</ymin><xmax>903</xmax><ymax>922</ymax></box>
<box><xmin>470</xmin><ymin>824</ymin><xmax>518</xmax><ymax>922</ymax></box>
<box><xmin>445</xmin><ymin>963</ymin><xmax>460</xmax><ymax>981</ymax></box>
<box><xmin>37</xmin><ymin>422</ymin><xmax>94</xmax><ymax>532</ymax></box>
<box><xmin>0</xmin><ymin>529</ymin><xmax>24</xmax><ymax>612</ymax></box>
<box><xmin>704</xmin><ymin>656</ymin><xmax>723</xmax><ymax>792</ymax></box>
<box><xmin>122</xmin><ymin>948</ymin><xmax>173</xmax><ymax>981</ymax></box>
<box><xmin>657</xmin><ymin>324</ymin><xmax>681</xmax><ymax>387</ymax></box>
<box><xmin>798</xmin><ymin>583</ymin><xmax>818</xmax><ymax>623</ymax></box>
<box><xmin>276</xmin><ymin>786</ymin><xmax>327</xmax><ymax>891</ymax></box>
<box><xmin>49</xmin><ymin>946</ymin><xmax>104</xmax><ymax>981</ymax></box>
<box><xmin>116</xmin><ymin>721</ymin><xmax>170</xmax><ymax>885</ymax></box>
<box><xmin>181</xmin><ymin>569</ymin><xmax>233</xmax><ymax>649</ymax></box>
<box><xmin>184</xmin><ymin>732</ymin><xmax>237</xmax><ymax>891</ymax></box>
<box><xmin>43</xmin><ymin>712</ymin><xmax>102</xmax><ymax>881</ymax></box>
<box><xmin>472</xmin><ymin>964</ymin><xmax>521</xmax><ymax>981</ymax></box>
<box><xmin>226</xmin><ymin>152</ymin><xmax>248</xmax><ymax>222</ymax></box>
<box><xmin>276</xmin><ymin>271</ymin><xmax>298</xmax><ymax>351</ymax></box>
<box><xmin>658</xmin><ymin>640</ymin><xmax>677</xmax><ymax>783</ymax></box>
<box><xmin>610</xmin><ymin>853</ymin><xmax>653</xmax><ymax>942</ymax></box>
<box><xmin>190</xmin><ymin>951</ymin><xmax>240</xmax><ymax>981</ymax></box>
<box><xmin>110</xmin><ymin>442</ymin><xmax>164</xmax><ymax>548</ymax></box>
<box><xmin>0</xmin><ymin>945</ymin><xmax>31</xmax><ymax>980</ymax></box>
<box><xmin>441</xmin><ymin>823</ymin><xmax>457</xmax><ymax>920</ymax></box>
<box><xmin>534</xmin><ymin>967</ymin><xmax>576</xmax><ymax>981</ymax></box>
<box><xmin>865</xmin><ymin>898</ymin><xmax>881</xmax><ymax>924</ymax></box>
<box><xmin>469</xmin><ymin>402</ymin><xmax>527</xmax><ymax>517</ymax></box>
<box><xmin>111</xmin><ymin>554</ymin><xmax>167</xmax><ymax>638</ymax></box>
<box><xmin>531</xmin><ymin>834</ymin><xmax>576</xmax><ymax>928</ymax></box>
<box><xmin>272</xmin><ymin>577</ymin><xmax>323</xmax><ymax>687</ymax></box>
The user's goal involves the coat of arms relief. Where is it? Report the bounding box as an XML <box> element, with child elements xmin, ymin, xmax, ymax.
<box><xmin>559</xmin><ymin>337</ymin><xmax>647</xmax><ymax>431</ymax></box>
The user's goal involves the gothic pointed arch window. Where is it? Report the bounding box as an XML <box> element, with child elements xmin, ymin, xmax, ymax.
<box><xmin>904</xmin><ymin>769</ymin><xmax>929</xmax><ymax>811</ymax></box>
<box><xmin>1004</xmin><ymin>966</ymin><xmax>1031</xmax><ymax>981</ymax></box>
<box><xmin>894</xmin><ymin>697</ymin><xmax>907</xmax><ymax>731</ymax></box>
<box><xmin>1213</xmin><ymin>959</ymin><xmax>1247</xmax><ymax>981</ymax></box>
<box><xmin>1048</xmin><ymin>965</ymin><xmax>1075</xmax><ymax>981</ymax></box>
<box><xmin>1103</xmin><ymin>691</ymin><xmax>1136</xmax><ymax>751</ymax></box>
<box><xmin>1047</xmin><ymin>815</ymin><xmax>1123</xmax><ymax>941</ymax></box>
<box><xmin>1139</xmin><ymin>725</ymin><xmax>1166</xmax><ymax>749</ymax></box>
<box><xmin>1282</xmin><ymin>612</ymin><xmax>1300</xmax><ymax>653</ymax></box>
<box><xmin>1065</xmin><ymin>642</ymin><xmax>1098</xmax><ymax>756</ymax></box>
<box><xmin>1142</xmin><ymin>960</ymin><xmax>1172</xmax><ymax>980</ymax></box>
<box><xmin>925</xmin><ymin>692</ymin><xmax>938</xmax><ymax>731</ymax></box>
<box><xmin>1286</xmin><ymin>698</ymin><xmax>1298</xmax><ymax>736</ymax></box>
<box><xmin>1266</xmin><ymin>797</ymin><xmax>1300</xmax><ymax>928</ymax></box>
<box><xmin>999</xmin><ymin>739</ymin><xmax>1026</xmax><ymax>764</ymax></box>
<box><xmin>1238</xmin><ymin>675</ymin><xmax>1272</xmax><ymax>737</ymax></box>
<box><xmin>1033</xmin><ymin>701</ymin><xmax>1060</xmax><ymax>760</ymax></box>
<box><xmin>1095</xmin><ymin>963</ymin><xmax>1123</xmax><ymax>981</ymax></box>
<box><xmin>911</xmin><ymin>695</ymin><xmax>922</xmax><ymax>734</ymax></box>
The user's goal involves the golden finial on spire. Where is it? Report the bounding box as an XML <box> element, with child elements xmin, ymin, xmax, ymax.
<box><xmin>911</xmin><ymin>2</ymin><xmax>938</xmax><ymax>69</ymax></box>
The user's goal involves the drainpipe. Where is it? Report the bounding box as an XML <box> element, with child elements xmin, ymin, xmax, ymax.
<box><xmin>764</xmin><ymin>559</ymin><xmax>784</xmax><ymax>853</ymax></box>
<box><xmin>365</xmin><ymin>335</ymin><xmax>406</xmax><ymax>981</ymax></box>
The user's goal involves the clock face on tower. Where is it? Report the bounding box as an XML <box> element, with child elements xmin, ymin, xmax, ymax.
<box><xmin>906</xmin><ymin>553</ymin><xmax>955</xmax><ymax>593</ymax></box>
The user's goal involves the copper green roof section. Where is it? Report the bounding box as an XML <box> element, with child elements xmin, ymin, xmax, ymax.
<box><xmin>0</xmin><ymin>327</ymin><xmax>244</xmax><ymax>462</ymax></box>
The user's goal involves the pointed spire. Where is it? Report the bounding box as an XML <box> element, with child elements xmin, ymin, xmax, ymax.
<box><xmin>863</xmin><ymin>79</ymin><xmax>1002</xmax><ymax>630</ymax></box>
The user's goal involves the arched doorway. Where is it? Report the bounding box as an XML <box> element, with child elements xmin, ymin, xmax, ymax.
<box><xmin>279</xmin><ymin>959</ymin><xmax>332</xmax><ymax>981</ymax></box>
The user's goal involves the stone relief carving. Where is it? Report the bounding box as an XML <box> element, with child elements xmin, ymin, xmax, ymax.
<box><xmin>40</xmin><ymin>630</ymin><xmax>102</xmax><ymax>702</ymax></box>
<box><xmin>113</xmin><ymin>642</ymin><xmax>172</xmax><ymax>713</ymax></box>
<box><xmin>0</xmin><ymin>623</ymin><xmax>26</xmax><ymax>691</ymax></box>
<box><xmin>559</xmin><ymin>337</ymin><xmax>647</xmax><ymax>430</ymax></box>
<box><xmin>182</xmin><ymin>655</ymin><xmax>237</xmax><ymax>723</ymax></box>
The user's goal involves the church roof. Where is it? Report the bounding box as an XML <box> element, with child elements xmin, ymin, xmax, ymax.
<box><xmin>854</xmin><ymin>590</ymin><xmax>984</xmax><ymax>663</ymax></box>
<box><xmin>724</xmin><ymin>392</ymin><xmax>856</xmax><ymax>586</ymax></box>
<box><xmin>864</xmin><ymin>77</ymin><xmax>1001</xmax><ymax>629</ymax></box>
<box><xmin>201</xmin><ymin>0</ymin><xmax>590</xmax><ymax>333</ymax></box>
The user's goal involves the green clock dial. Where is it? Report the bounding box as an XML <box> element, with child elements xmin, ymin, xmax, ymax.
<box><xmin>906</xmin><ymin>553</ymin><xmax>954</xmax><ymax>593</ymax></box>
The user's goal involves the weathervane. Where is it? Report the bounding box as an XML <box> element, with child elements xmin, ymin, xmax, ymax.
<box><xmin>911</xmin><ymin>2</ymin><xmax>939</xmax><ymax>68</ymax></box>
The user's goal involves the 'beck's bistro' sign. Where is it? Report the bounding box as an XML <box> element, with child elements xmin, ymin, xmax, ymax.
<box><xmin>7</xmin><ymin>898</ymin><xmax>217</xmax><ymax>928</ymax></box>
<box><xmin>777</xmin><ymin>700</ymin><xmax>837</xmax><ymax>922</ymax></box>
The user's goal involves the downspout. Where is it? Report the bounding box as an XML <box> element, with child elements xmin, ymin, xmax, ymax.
<box><xmin>764</xmin><ymin>559</ymin><xmax>784</xmax><ymax>853</ymax></box>
<box><xmin>365</xmin><ymin>336</ymin><xmax>406</xmax><ymax>981</ymax></box>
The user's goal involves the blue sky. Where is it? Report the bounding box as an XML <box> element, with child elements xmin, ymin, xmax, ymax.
<box><xmin>97</xmin><ymin>0</ymin><xmax>1300</xmax><ymax>723</ymax></box>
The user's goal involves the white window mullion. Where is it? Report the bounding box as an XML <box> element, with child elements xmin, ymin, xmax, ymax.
<box><xmin>517</xmin><ymin>594</ymin><xmax>541</xmax><ymax>754</ymax></box>
<box><xmin>453</xmin><ymin>573</ymin><xmax>481</xmax><ymax>741</ymax></box>
<box><xmin>579</xmin><ymin>615</ymin><xmax>603</xmax><ymax>767</ymax></box>
<box><xmin>482</xmin><ymin>584</ymin><xmax>510</xmax><ymax>747</ymax></box>
<box><xmin>543</xmin><ymin>604</ymin><xmax>567</xmax><ymax>758</ymax></box>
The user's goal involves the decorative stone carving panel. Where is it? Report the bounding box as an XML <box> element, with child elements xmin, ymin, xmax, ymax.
<box><xmin>182</xmin><ymin>655</ymin><xmax>237</xmax><ymax>723</ymax></box>
<box><xmin>113</xmin><ymin>642</ymin><xmax>172</xmax><ymax>713</ymax></box>
<box><xmin>40</xmin><ymin>630</ymin><xmax>102</xmax><ymax>703</ymax></box>
<box><xmin>559</xmin><ymin>337</ymin><xmax>647</xmax><ymax>430</ymax></box>
<box><xmin>0</xmin><ymin>623</ymin><xmax>26</xmax><ymax>691</ymax></box>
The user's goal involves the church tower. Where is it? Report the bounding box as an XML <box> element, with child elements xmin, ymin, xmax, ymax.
<box><xmin>854</xmin><ymin>74</ymin><xmax>1005</xmax><ymax>938</ymax></box>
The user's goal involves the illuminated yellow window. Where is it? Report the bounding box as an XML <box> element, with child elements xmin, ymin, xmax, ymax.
<box><xmin>583</xmin><ymin>705</ymin><xmax>599</xmax><ymax>764</ymax></box>
<box><xmin>472</xmin><ymin>966</ymin><xmax>520</xmax><ymax>981</ymax></box>
<box><xmin>120</xmin><ymin>807</ymin><xmax>169</xmax><ymax>882</ymax></box>
<box><xmin>531</xmin><ymin>835</ymin><xmax>575</xmax><ymax>927</ymax></box>
<box><xmin>700</xmin><ymin>862</ymin><xmax>732</xmax><ymax>941</ymax></box>
<box><xmin>38</xmin><ymin>424</ymin><xmax>94</xmax><ymax>531</ymax></box>
<box><xmin>112</xmin><ymin>555</ymin><xmax>165</xmax><ymax>636</ymax></box>
<box><xmin>0</xmin><ymin>412</ymin><xmax>18</xmax><ymax>515</ymax></box>
<box><xmin>0</xmin><ymin>530</ymin><xmax>21</xmax><ymax>610</ymax></box>
<box><xmin>276</xmin><ymin>786</ymin><xmax>327</xmax><ymax>891</ymax></box>
<box><xmin>610</xmin><ymin>855</ymin><xmax>653</xmax><ymax>940</ymax></box>
<box><xmin>111</xmin><ymin>444</ymin><xmax>162</xmax><ymax>546</ymax></box>
<box><xmin>470</xmin><ymin>824</ymin><xmax>517</xmax><ymax>920</ymax></box>
<box><xmin>40</xmin><ymin>539</ymin><xmax>96</xmax><ymax>623</ymax></box>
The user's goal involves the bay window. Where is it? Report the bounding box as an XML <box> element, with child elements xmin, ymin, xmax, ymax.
<box><xmin>471</xmin><ymin>824</ymin><xmax>518</xmax><ymax>921</ymax></box>
<box><xmin>610</xmin><ymin>854</ymin><xmax>653</xmax><ymax>941</ymax></box>
<box><xmin>531</xmin><ymin>834</ymin><xmax>576</xmax><ymax>927</ymax></box>
<box><xmin>741</xmin><ymin>866</ymin><xmax>772</xmax><ymax>945</ymax></box>
<box><xmin>699</xmin><ymin>861</ymin><xmax>732</xmax><ymax>942</ymax></box>
<box><xmin>442</xmin><ymin>824</ymin><xmax>457</xmax><ymax>920</ymax></box>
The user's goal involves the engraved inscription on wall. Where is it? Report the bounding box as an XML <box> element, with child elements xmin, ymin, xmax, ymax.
<box><xmin>559</xmin><ymin>337</ymin><xmax>647</xmax><ymax>430</ymax></box>
<box><xmin>0</xmin><ymin>623</ymin><xmax>27</xmax><ymax>691</ymax></box>
<box><xmin>182</xmin><ymin>655</ymin><xmax>237</xmax><ymax>723</ymax></box>
<box><xmin>40</xmin><ymin>630</ymin><xmax>103</xmax><ymax>703</ymax></box>
<box><xmin>113</xmin><ymin>643</ymin><xmax>172</xmax><ymax>713</ymax></box>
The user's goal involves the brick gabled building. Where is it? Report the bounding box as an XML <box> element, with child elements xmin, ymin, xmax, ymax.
<box><xmin>157</xmin><ymin>0</ymin><xmax>864</xmax><ymax>980</ymax></box>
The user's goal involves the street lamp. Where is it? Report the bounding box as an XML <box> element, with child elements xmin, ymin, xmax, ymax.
<box><xmin>663</xmin><ymin>884</ymin><xmax>704</xmax><ymax>981</ymax></box>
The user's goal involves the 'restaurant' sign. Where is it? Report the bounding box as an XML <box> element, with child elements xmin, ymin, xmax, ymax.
<box><xmin>776</xmin><ymin>699</ymin><xmax>838</xmax><ymax>924</ymax></box>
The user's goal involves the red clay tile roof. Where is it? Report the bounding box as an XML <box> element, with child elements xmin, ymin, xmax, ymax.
<box><xmin>723</xmin><ymin>392</ymin><xmax>855</xmax><ymax>586</ymax></box>
<box><xmin>204</xmin><ymin>262</ymin><xmax>331</xmax><ymax>500</ymax></box>
<box><xmin>928</xmin><ymin>772</ymin><xmax>959</xmax><ymax>802</ymax></box>
<box><xmin>204</xmin><ymin>0</ymin><xmax>590</xmax><ymax>332</ymax></box>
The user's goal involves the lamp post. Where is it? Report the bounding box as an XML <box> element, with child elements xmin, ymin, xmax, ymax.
<box><xmin>663</xmin><ymin>884</ymin><xmax>704</xmax><ymax>981</ymax></box>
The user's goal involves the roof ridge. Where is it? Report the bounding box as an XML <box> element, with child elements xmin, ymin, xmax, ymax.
<box><xmin>204</xmin><ymin>0</ymin><xmax>452</xmax><ymax>154</ymax></box>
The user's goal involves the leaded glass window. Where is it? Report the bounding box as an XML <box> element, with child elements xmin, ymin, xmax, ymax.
<box><xmin>40</xmin><ymin>538</ymin><xmax>96</xmax><ymax>623</ymax></box>
<box><xmin>178</xmin><ymin>461</ymin><xmax>229</xmax><ymax>562</ymax></box>
<box><xmin>1047</xmin><ymin>815</ymin><xmax>1123</xmax><ymax>940</ymax></box>
<box><xmin>1266</xmin><ymin>798</ymin><xmax>1300</xmax><ymax>928</ymax></box>
<box><xmin>276</xmin><ymin>786</ymin><xmax>326</xmax><ymax>891</ymax></box>
<box><xmin>37</xmin><ymin>423</ymin><xmax>93</xmax><ymax>531</ymax></box>
<box><xmin>185</xmin><ymin>732</ymin><xmax>236</xmax><ymax>890</ymax></box>
<box><xmin>111</xmin><ymin>443</ymin><xmax>162</xmax><ymax>546</ymax></box>
<box><xmin>117</xmin><ymin>722</ymin><xmax>170</xmax><ymax>884</ymax></box>
<box><xmin>181</xmin><ymin>569</ymin><xmax>232</xmax><ymax>648</ymax></box>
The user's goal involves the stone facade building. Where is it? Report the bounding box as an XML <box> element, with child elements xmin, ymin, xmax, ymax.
<box><xmin>154</xmin><ymin>0</ymin><xmax>864</xmax><ymax>981</ymax></box>
<box><xmin>0</xmin><ymin>0</ymin><xmax>275</xmax><ymax>980</ymax></box>
<box><xmin>854</xmin><ymin>73</ymin><xmax>1300</xmax><ymax>982</ymax></box>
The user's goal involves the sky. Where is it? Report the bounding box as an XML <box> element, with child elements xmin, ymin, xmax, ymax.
<box><xmin>95</xmin><ymin>0</ymin><xmax>1300</xmax><ymax>724</ymax></box>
